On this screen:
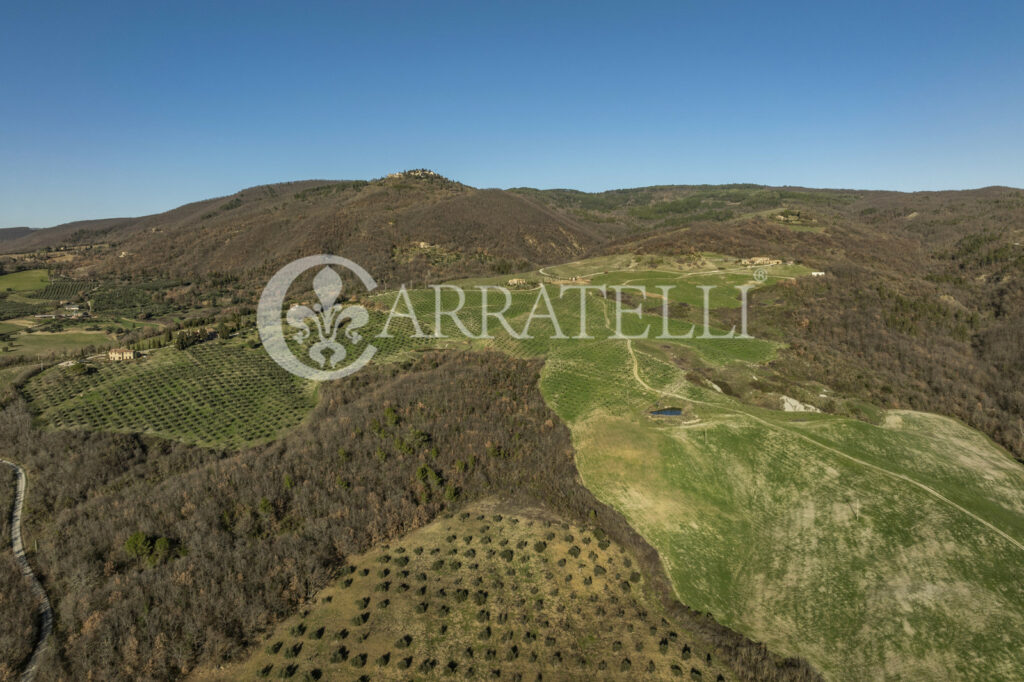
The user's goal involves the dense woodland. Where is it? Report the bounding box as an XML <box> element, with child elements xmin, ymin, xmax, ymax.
<box><xmin>0</xmin><ymin>352</ymin><xmax>817</xmax><ymax>681</ymax></box>
<box><xmin>3</xmin><ymin>174</ymin><xmax>603</xmax><ymax>289</ymax></box>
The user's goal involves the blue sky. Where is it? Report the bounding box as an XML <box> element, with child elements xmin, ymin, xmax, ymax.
<box><xmin>2</xmin><ymin>1</ymin><xmax>1022</xmax><ymax>226</ymax></box>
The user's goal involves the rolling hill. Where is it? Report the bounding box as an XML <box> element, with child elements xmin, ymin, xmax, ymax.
<box><xmin>5</xmin><ymin>175</ymin><xmax>1023</xmax><ymax>462</ymax></box>
<box><xmin>0</xmin><ymin>227</ymin><xmax>35</xmax><ymax>243</ymax></box>
<box><xmin>0</xmin><ymin>172</ymin><xmax>608</xmax><ymax>286</ymax></box>
<box><xmin>3</xmin><ymin>175</ymin><xmax>1024</xmax><ymax>680</ymax></box>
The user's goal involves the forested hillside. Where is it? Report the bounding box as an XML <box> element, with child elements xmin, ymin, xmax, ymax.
<box><xmin>1</xmin><ymin>353</ymin><xmax>814</xmax><ymax>681</ymax></box>
<box><xmin>5</xmin><ymin>178</ymin><xmax>1022</xmax><ymax>461</ymax></box>
<box><xmin>0</xmin><ymin>172</ymin><xmax>605</xmax><ymax>287</ymax></box>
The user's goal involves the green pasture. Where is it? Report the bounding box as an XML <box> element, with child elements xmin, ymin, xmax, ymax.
<box><xmin>0</xmin><ymin>268</ymin><xmax>49</xmax><ymax>292</ymax></box>
<box><xmin>2</xmin><ymin>328</ymin><xmax>112</xmax><ymax>358</ymax></box>
<box><xmin>542</xmin><ymin>337</ymin><xmax>1024</xmax><ymax>680</ymax></box>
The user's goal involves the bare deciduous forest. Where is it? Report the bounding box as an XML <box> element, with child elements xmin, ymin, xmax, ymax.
<box><xmin>0</xmin><ymin>352</ymin><xmax>816</xmax><ymax>681</ymax></box>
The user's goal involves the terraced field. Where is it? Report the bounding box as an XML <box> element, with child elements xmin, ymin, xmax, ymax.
<box><xmin>22</xmin><ymin>340</ymin><xmax>317</xmax><ymax>447</ymax></box>
<box><xmin>193</xmin><ymin>500</ymin><xmax>732</xmax><ymax>682</ymax></box>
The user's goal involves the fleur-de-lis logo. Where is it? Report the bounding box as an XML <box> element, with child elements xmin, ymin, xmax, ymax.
<box><xmin>258</xmin><ymin>255</ymin><xmax>378</xmax><ymax>381</ymax></box>
<box><xmin>286</xmin><ymin>267</ymin><xmax>370</xmax><ymax>368</ymax></box>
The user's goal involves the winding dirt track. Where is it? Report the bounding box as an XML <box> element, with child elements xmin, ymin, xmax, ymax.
<box><xmin>624</xmin><ymin>339</ymin><xmax>1024</xmax><ymax>555</ymax></box>
<box><xmin>1</xmin><ymin>459</ymin><xmax>53</xmax><ymax>682</ymax></box>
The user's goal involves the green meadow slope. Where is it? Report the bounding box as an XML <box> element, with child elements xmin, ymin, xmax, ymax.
<box><xmin>368</xmin><ymin>255</ymin><xmax>1024</xmax><ymax>679</ymax></box>
<box><xmin>562</xmin><ymin>341</ymin><xmax>1024</xmax><ymax>679</ymax></box>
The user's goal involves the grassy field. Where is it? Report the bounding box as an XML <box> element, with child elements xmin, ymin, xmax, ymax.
<box><xmin>0</xmin><ymin>320</ymin><xmax>25</xmax><ymax>335</ymax></box>
<box><xmin>192</xmin><ymin>499</ymin><xmax>732</xmax><ymax>681</ymax></box>
<box><xmin>535</xmin><ymin>253</ymin><xmax>810</xmax><ymax>284</ymax></box>
<box><xmin>366</xmin><ymin>258</ymin><xmax>777</xmax><ymax>368</ymax></box>
<box><xmin>363</xmin><ymin>256</ymin><xmax>1024</xmax><ymax>679</ymax></box>
<box><xmin>537</xmin><ymin>253</ymin><xmax>639</xmax><ymax>279</ymax></box>
<box><xmin>2</xmin><ymin>328</ymin><xmax>113</xmax><ymax>358</ymax></box>
<box><xmin>0</xmin><ymin>268</ymin><xmax>48</xmax><ymax>292</ymax></box>
<box><xmin>542</xmin><ymin>338</ymin><xmax>1024</xmax><ymax>680</ymax></box>
<box><xmin>113</xmin><ymin>316</ymin><xmax>163</xmax><ymax>331</ymax></box>
<box><xmin>22</xmin><ymin>339</ymin><xmax>318</xmax><ymax>447</ymax></box>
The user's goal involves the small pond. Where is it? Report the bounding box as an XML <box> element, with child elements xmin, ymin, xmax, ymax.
<box><xmin>650</xmin><ymin>407</ymin><xmax>683</xmax><ymax>416</ymax></box>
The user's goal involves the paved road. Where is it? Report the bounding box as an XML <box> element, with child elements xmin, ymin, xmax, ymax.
<box><xmin>1</xmin><ymin>460</ymin><xmax>53</xmax><ymax>682</ymax></box>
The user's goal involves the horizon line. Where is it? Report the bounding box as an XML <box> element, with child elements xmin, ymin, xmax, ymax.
<box><xmin>5</xmin><ymin>176</ymin><xmax>1023</xmax><ymax>230</ymax></box>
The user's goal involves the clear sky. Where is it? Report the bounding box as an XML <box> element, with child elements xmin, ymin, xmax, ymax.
<box><xmin>2</xmin><ymin>1</ymin><xmax>1022</xmax><ymax>227</ymax></box>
